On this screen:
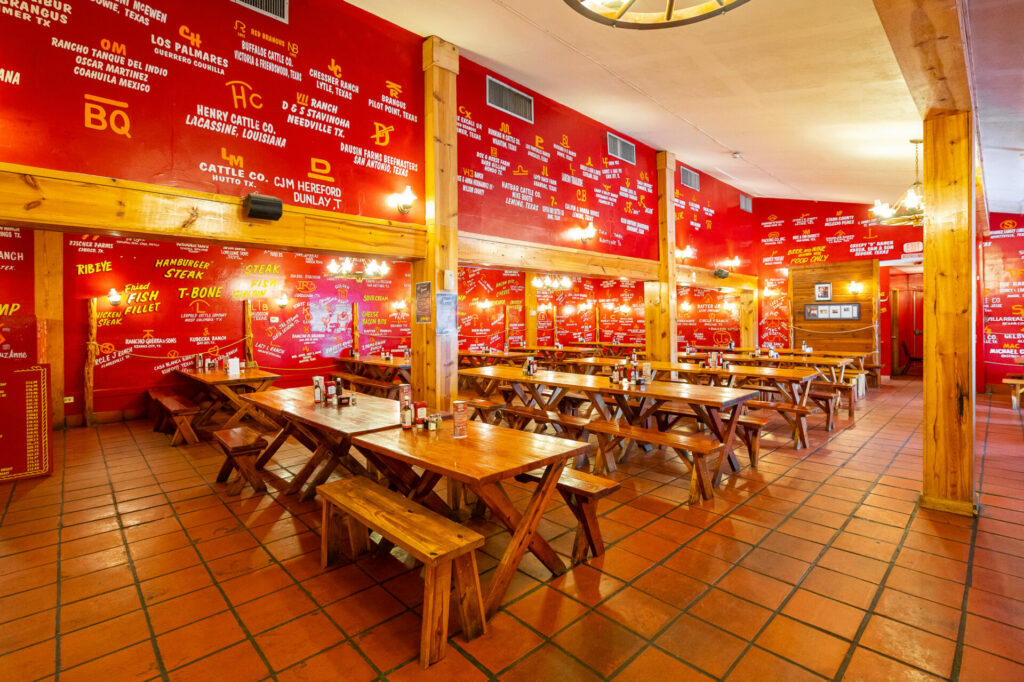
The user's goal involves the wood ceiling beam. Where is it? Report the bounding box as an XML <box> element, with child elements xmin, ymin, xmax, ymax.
<box><xmin>872</xmin><ymin>0</ymin><xmax>972</xmax><ymax>117</ymax></box>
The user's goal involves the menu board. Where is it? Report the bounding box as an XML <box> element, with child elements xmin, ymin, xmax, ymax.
<box><xmin>758</xmin><ymin>266</ymin><xmax>791</xmax><ymax>348</ymax></box>
<box><xmin>0</xmin><ymin>0</ymin><xmax>425</xmax><ymax>222</ymax></box>
<box><xmin>981</xmin><ymin>213</ymin><xmax>1024</xmax><ymax>381</ymax></box>
<box><xmin>594</xmin><ymin>279</ymin><xmax>644</xmax><ymax>345</ymax></box>
<box><xmin>62</xmin><ymin>233</ymin><xmax>411</xmax><ymax>415</ymax></box>
<box><xmin>533</xmin><ymin>277</ymin><xmax>645</xmax><ymax>346</ymax></box>
<box><xmin>674</xmin><ymin>165</ymin><xmax>757</xmax><ymax>274</ymax></box>
<box><xmin>0</xmin><ymin>364</ymin><xmax>51</xmax><ymax>482</ymax></box>
<box><xmin>0</xmin><ymin>227</ymin><xmax>36</xmax><ymax>363</ymax></box>
<box><xmin>756</xmin><ymin>199</ymin><xmax>923</xmax><ymax>268</ymax></box>
<box><xmin>677</xmin><ymin>286</ymin><xmax>741</xmax><ymax>347</ymax></box>
<box><xmin>457</xmin><ymin>59</ymin><xmax>658</xmax><ymax>260</ymax></box>
<box><xmin>457</xmin><ymin>267</ymin><xmax>525</xmax><ymax>351</ymax></box>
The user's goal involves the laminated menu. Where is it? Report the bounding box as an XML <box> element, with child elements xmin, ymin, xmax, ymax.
<box><xmin>0</xmin><ymin>365</ymin><xmax>52</xmax><ymax>482</ymax></box>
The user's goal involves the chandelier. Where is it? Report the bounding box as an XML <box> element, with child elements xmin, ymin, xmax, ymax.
<box><xmin>872</xmin><ymin>139</ymin><xmax>924</xmax><ymax>227</ymax></box>
<box><xmin>561</xmin><ymin>0</ymin><xmax>751</xmax><ymax>29</ymax></box>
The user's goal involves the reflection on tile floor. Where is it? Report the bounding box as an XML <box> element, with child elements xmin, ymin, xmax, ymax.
<box><xmin>1</xmin><ymin>377</ymin><xmax>1023</xmax><ymax>680</ymax></box>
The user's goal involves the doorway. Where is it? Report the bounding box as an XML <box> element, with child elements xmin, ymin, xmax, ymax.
<box><xmin>890</xmin><ymin>266</ymin><xmax>924</xmax><ymax>375</ymax></box>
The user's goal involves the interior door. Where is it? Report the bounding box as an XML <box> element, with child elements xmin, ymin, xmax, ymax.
<box><xmin>890</xmin><ymin>288</ymin><xmax>900</xmax><ymax>372</ymax></box>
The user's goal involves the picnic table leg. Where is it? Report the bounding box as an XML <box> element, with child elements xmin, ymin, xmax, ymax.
<box><xmin>255</xmin><ymin>421</ymin><xmax>294</xmax><ymax>469</ymax></box>
<box><xmin>472</xmin><ymin>468</ymin><xmax>568</xmax><ymax>618</ymax></box>
<box><xmin>703</xmin><ymin>404</ymin><xmax>746</xmax><ymax>486</ymax></box>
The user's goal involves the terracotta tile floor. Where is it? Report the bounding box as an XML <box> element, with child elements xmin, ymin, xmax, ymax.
<box><xmin>2</xmin><ymin>377</ymin><xmax>1023</xmax><ymax>680</ymax></box>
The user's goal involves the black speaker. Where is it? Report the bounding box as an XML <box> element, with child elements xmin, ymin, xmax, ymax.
<box><xmin>243</xmin><ymin>193</ymin><xmax>284</xmax><ymax>221</ymax></box>
<box><xmin>713</xmin><ymin>268</ymin><xmax>730</xmax><ymax>279</ymax></box>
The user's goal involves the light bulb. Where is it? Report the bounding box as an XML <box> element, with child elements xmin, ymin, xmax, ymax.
<box><xmin>903</xmin><ymin>188</ymin><xmax>921</xmax><ymax>210</ymax></box>
<box><xmin>327</xmin><ymin>259</ymin><xmax>340</xmax><ymax>274</ymax></box>
<box><xmin>107</xmin><ymin>288</ymin><xmax>122</xmax><ymax>306</ymax></box>
<box><xmin>559</xmin><ymin>276</ymin><xmax>572</xmax><ymax>289</ymax></box>
<box><xmin>274</xmin><ymin>292</ymin><xmax>288</xmax><ymax>308</ymax></box>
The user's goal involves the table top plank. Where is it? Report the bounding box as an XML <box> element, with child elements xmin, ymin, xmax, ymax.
<box><xmin>177</xmin><ymin>368</ymin><xmax>281</xmax><ymax>385</ymax></box>
<box><xmin>459</xmin><ymin>350</ymin><xmax>532</xmax><ymax>360</ymax></box>
<box><xmin>570</xmin><ymin>357</ymin><xmax>819</xmax><ymax>382</ymax></box>
<box><xmin>459</xmin><ymin>365</ymin><xmax>757</xmax><ymax>408</ymax></box>
<box><xmin>339</xmin><ymin>355</ymin><xmax>412</xmax><ymax>369</ymax></box>
<box><xmin>243</xmin><ymin>386</ymin><xmax>401</xmax><ymax>435</ymax></box>
<box><xmin>353</xmin><ymin>420</ymin><xmax>588</xmax><ymax>486</ymax></box>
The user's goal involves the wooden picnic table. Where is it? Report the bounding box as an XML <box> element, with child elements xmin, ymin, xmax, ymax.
<box><xmin>242</xmin><ymin>386</ymin><xmax>401</xmax><ymax>500</ymax></box>
<box><xmin>353</xmin><ymin>420</ymin><xmax>589</xmax><ymax>619</ymax></box>
<box><xmin>576</xmin><ymin>341</ymin><xmax>647</xmax><ymax>358</ymax></box>
<box><xmin>177</xmin><ymin>367</ymin><xmax>281</xmax><ymax>430</ymax></box>
<box><xmin>458</xmin><ymin>350</ymin><xmax>532</xmax><ymax>367</ymax></box>
<box><xmin>459</xmin><ymin>365</ymin><xmax>756</xmax><ymax>483</ymax></box>
<box><xmin>338</xmin><ymin>355</ymin><xmax>412</xmax><ymax>383</ymax></box>
<box><xmin>722</xmin><ymin>353</ymin><xmax>854</xmax><ymax>382</ymax></box>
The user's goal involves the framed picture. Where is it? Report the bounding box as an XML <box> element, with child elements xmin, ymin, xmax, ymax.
<box><xmin>805</xmin><ymin>306</ymin><xmax>819</xmax><ymax>320</ymax></box>
<box><xmin>840</xmin><ymin>304</ymin><xmax>854</xmax><ymax>318</ymax></box>
<box><xmin>829</xmin><ymin>305</ymin><xmax>842</xmax><ymax>318</ymax></box>
<box><xmin>814</xmin><ymin>282</ymin><xmax>832</xmax><ymax>301</ymax></box>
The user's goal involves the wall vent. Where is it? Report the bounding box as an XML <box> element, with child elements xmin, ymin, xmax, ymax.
<box><xmin>232</xmin><ymin>0</ymin><xmax>288</xmax><ymax>22</ymax></box>
<box><xmin>679</xmin><ymin>166</ymin><xmax>700</xmax><ymax>191</ymax></box>
<box><xmin>739</xmin><ymin>194</ymin><xmax>753</xmax><ymax>213</ymax></box>
<box><xmin>606</xmin><ymin>132</ymin><xmax>636</xmax><ymax>164</ymax></box>
<box><xmin>486</xmin><ymin>76</ymin><xmax>534</xmax><ymax>123</ymax></box>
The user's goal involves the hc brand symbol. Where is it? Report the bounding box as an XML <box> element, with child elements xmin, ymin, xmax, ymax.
<box><xmin>226</xmin><ymin>81</ymin><xmax>262</xmax><ymax>109</ymax></box>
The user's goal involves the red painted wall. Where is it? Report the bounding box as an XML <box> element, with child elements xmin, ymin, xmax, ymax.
<box><xmin>674</xmin><ymin>165</ymin><xmax>757</xmax><ymax>275</ymax></box>
<box><xmin>457</xmin><ymin>267</ymin><xmax>526</xmax><ymax>350</ymax></box>
<box><xmin>0</xmin><ymin>0</ymin><xmax>426</xmax><ymax>222</ymax></box>
<box><xmin>457</xmin><ymin>59</ymin><xmax>659</xmax><ymax>260</ymax></box>
<box><xmin>63</xmin><ymin>233</ymin><xmax>411</xmax><ymax>416</ymax></box>
<box><xmin>0</xmin><ymin>227</ymin><xmax>35</xmax><ymax>364</ymax></box>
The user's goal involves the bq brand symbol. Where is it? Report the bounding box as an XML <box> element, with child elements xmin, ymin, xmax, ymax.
<box><xmin>83</xmin><ymin>95</ymin><xmax>131</xmax><ymax>138</ymax></box>
<box><xmin>226</xmin><ymin>81</ymin><xmax>262</xmax><ymax>109</ymax></box>
<box><xmin>371</xmin><ymin>122</ymin><xmax>394</xmax><ymax>146</ymax></box>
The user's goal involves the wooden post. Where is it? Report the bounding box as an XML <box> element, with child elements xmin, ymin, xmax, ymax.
<box><xmin>551</xmin><ymin>306</ymin><xmax>559</xmax><ymax>346</ymax></box>
<box><xmin>595</xmin><ymin>304</ymin><xmax>601</xmax><ymax>344</ymax></box>
<box><xmin>502</xmin><ymin>303</ymin><xmax>509</xmax><ymax>349</ymax></box>
<box><xmin>242</xmin><ymin>299</ymin><xmax>254</xmax><ymax>364</ymax></box>
<box><xmin>84</xmin><ymin>298</ymin><xmax>98</xmax><ymax>426</ymax></box>
<box><xmin>921</xmin><ymin>110</ymin><xmax>977</xmax><ymax>516</ymax></box>
<box><xmin>412</xmin><ymin>36</ymin><xmax>459</xmax><ymax>410</ymax></box>
<box><xmin>351</xmin><ymin>301</ymin><xmax>360</xmax><ymax>357</ymax></box>
<box><xmin>525</xmin><ymin>277</ymin><xmax>538</xmax><ymax>346</ymax></box>
<box><xmin>739</xmin><ymin>289</ymin><xmax>757</xmax><ymax>348</ymax></box>
<box><xmin>34</xmin><ymin>230</ymin><xmax>64</xmax><ymax>428</ymax></box>
<box><xmin>645</xmin><ymin>151</ymin><xmax>678</xmax><ymax>362</ymax></box>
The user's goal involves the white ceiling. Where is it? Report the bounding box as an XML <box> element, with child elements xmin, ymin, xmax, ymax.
<box><xmin>964</xmin><ymin>0</ymin><xmax>1024</xmax><ymax>215</ymax></box>
<box><xmin>350</xmin><ymin>0</ymin><xmax>924</xmax><ymax>204</ymax></box>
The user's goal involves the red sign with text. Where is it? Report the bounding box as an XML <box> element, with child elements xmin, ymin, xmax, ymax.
<box><xmin>0</xmin><ymin>0</ymin><xmax>425</xmax><ymax>222</ymax></box>
<box><xmin>457</xmin><ymin>59</ymin><xmax>658</xmax><ymax>260</ymax></box>
<box><xmin>0</xmin><ymin>227</ymin><xmax>36</xmax><ymax>364</ymax></box>
<box><xmin>678</xmin><ymin>286</ymin><xmax>741</xmax><ymax>347</ymax></box>
<box><xmin>0</xmin><ymin>364</ymin><xmax>52</xmax><ymax>482</ymax></box>
<box><xmin>458</xmin><ymin>268</ymin><xmax>525</xmax><ymax>351</ymax></box>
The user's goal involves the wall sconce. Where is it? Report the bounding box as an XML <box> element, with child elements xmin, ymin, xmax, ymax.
<box><xmin>763</xmin><ymin>286</ymin><xmax>779</xmax><ymax>297</ymax></box>
<box><xmin>578</xmin><ymin>301</ymin><xmax>593</xmax><ymax>311</ymax></box>
<box><xmin>563</xmin><ymin>305</ymin><xmax>576</xmax><ymax>315</ymax></box>
<box><xmin>722</xmin><ymin>301</ymin><xmax>739</xmax><ymax>314</ymax></box>
<box><xmin>569</xmin><ymin>221</ymin><xmax>598</xmax><ymax>244</ymax></box>
<box><xmin>538</xmin><ymin>302</ymin><xmax>553</xmax><ymax>312</ymax></box>
<box><xmin>393</xmin><ymin>299</ymin><xmax>407</xmax><ymax>310</ymax></box>
<box><xmin>602</xmin><ymin>300</ymin><xmax>616</xmax><ymax>310</ymax></box>
<box><xmin>387</xmin><ymin>185</ymin><xmax>417</xmax><ymax>215</ymax></box>
<box><xmin>849</xmin><ymin>280</ymin><xmax>864</xmax><ymax>294</ymax></box>
<box><xmin>274</xmin><ymin>292</ymin><xmax>289</xmax><ymax>308</ymax></box>
<box><xmin>618</xmin><ymin>304</ymin><xmax>631</xmax><ymax>314</ymax></box>
<box><xmin>531</xmin><ymin>274</ymin><xmax>573</xmax><ymax>291</ymax></box>
<box><xmin>720</xmin><ymin>256</ymin><xmax>741</xmax><ymax>268</ymax></box>
<box><xmin>680</xmin><ymin>301</ymin><xmax>692</xmax><ymax>312</ymax></box>
<box><xmin>675</xmin><ymin>246</ymin><xmax>697</xmax><ymax>260</ymax></box>
<box><xmin>476</xmin><ymin>299</ymin><xmax>493</xmax><ymax>309</ymax></box>
<box><xmin>107</xmin><ymin>288</ymin><xmax>122</xmax><ymax>306</ymax></box>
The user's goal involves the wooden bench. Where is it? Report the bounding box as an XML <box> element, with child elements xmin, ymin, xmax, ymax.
<box><xmin>213</xmin><ymin>426</ymin><xmax>269</xmax><ymax>495</ymax></box>
<box><xmin>500</xmin><ymin>405</ymin><xmax>591</xmax><ymax>439</ymax></box>
<box><xmin>863</xmin><ymin>362</ymin><xmax>884</xmax><ymax>388</ymax></box>
<box><xmin>331</xmin><ymin>372</ymin><xmax>399</xmax><ymax>399</ymax></box>
<box><xmin>586</xmin><ymin>420</ymin><xmax>724</xmax><ymax>502</ymax></box>
<box><xmin>456</xmin><ymin>391</ymin><xmax>507</xmax><ymax>424</ymax></box>
<box><xmin>146</xmin><ymin>387</ymin><xmax>177</xmax><ymax>423</ymax></box>
<box><xmin>745</xmin><ymin>400</ymin><xmax>817</xmax><ymax>449</ymax></box>
<box><xmin>155</xmin><ymin>394</ymin><xmax>201</xmax><ymax>445</ymax></box>
<box><xmin>811</xmin><ymin>381</ymin><xmax>854</xmax><ymax>422</ymax></box>
<box><xmin>1004</xmin><ymin>377</ymin><xmax>1024</xmax><ymax>409</ymax></box>
<box><xmin>318</xmin><ymin>477</ymin><xmax>486</xmax><ymax>668</ymax></box>
<box><xmin>655</xmin><ymin>402</ymin><xmax>769</xmax><ymax>465</ymax></box>
<box><xmin>514</xmin><ymin>467</ymin><xmax>619</xmax><ymax>563</ymax></box>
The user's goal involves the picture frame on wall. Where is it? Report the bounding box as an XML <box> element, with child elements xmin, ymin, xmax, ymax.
<box><xmin>829</xmin><ymin>305</ymin><xmax>842</xmax><ymax>318</ymax></box>
<box><xmin>806</xmin><ymin>307</ymin><xmax>819</xmax><ymax>320</ymax></box>
<box><xmin>814</xmin><ymin>282</ymin><xmax>832</xmax><ymax>301</ymax></box>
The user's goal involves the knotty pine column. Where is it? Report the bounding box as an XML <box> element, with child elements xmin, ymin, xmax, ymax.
<box><xmin>644</xmin><ymin>151</ymin><xmax>678</xmax><ymax>362</ymax></box>
<box><xmin>412</xmin><ymin>36</ymin><xmax>459</xmax><ymax>411</ymax></box>
<box><xmin>739</xmin><ymin>289</ymin><xmax>758</xmax><ymax>348</ymax></box>
<box><xmin>921</xmin><ymin>110</ymin><xmax>977</xmax><ymax>516</ymax></box>
<box><xmin>34</xmin><ymin>229</ymin><xmax>64</xmax><ymax>428</ymax></box>
<box><xmin>524</xmin><ymin>277</ymin><xmax>539</xmax><ymax>347</ymax></box>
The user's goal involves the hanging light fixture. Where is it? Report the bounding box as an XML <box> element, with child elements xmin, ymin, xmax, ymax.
<box><xmin>532</xmin><ymin>274</ymin><xmax>574</xmax><ymax>291</ymax></box>
<box><xmin>562</xmin><ymin>0</ymin><xmax>752</xmax><ymax>29</ymax></box>
<box><xmin>327</xmin><ymin>257</ymin><xmax>391</xmax><ymax>281</ymax></box>
<box><xmin>871</xmin><ymin>139</ymin><xmax>925</xmax><ymax>226</ymax></box>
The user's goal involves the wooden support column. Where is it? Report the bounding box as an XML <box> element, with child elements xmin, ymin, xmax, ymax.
<box><xmin>739</xmin><ymin>289</ymin><xmax>758</xmax><ymax>348</ymax></box>
<box><xmin>84</xmin><ymin>298</ymin><xmax>98</xmax><ymax>426</ymax></box>
<box><xmin>242</xmin><ymin>299</ymin><xmax>254</xmax><ymax>364</ymax></box>
<box><xmin>644</xmin><ymin>151</ymin><xmax>678</xmax><ymax>362</ymax></box>
<box><xmin>524</xmin><ymin>278</ymin><xmax>538</xmax><ymax>346</ymax></box>
<box><xmin>34</xmin><ymin>230</ymin><xmax>64</xmax><ymax>428</ymax></box>
<box><xmin>921</xmin><ymin>110</ymin><xmax>977</xmax><ymax>516</ymax></box>
<box><xmin>412</xmin><ymin>36</ymin><xmax>459</xmax><ymax>410</ymax></box>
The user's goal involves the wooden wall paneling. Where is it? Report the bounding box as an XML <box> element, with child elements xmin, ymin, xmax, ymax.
<box><xmin>788</xmin><ymin>260</ymin><xmax>880</xmax><ymax>355</ymax></box>
<box><xmin>645</xmin><ymin>152</ymin><xmax>678</xmax><ymax>362</ymax></box>
<box><xmin>84</xmin><ymin>297</ymin><xmax>97</xmax><ymax>426</ymax></box>
<box><xmin>921</xmin><ymin>110</ymin><xmax>977</xmax><ymax>516</ymax></box>
<box><xmin>412</xmin><ymin>36</ymin><xmax>460</xmax><ymax>411</ymax></box>
<box><xmin>34</xmin><ymin>229</ymin><xmax>64</xmax><ymax>428</ymax></box>
<box><xmin>0</xmin><ymin>164</ymin><xmax>426</xmax><ymax>260</ymax></box>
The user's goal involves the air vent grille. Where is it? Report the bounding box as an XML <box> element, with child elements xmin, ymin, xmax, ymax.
<box><xmin>486</xmin><ymin>76</ymin><xmax>534</xmax><ymax>123</ymax></box>
<box><xmin>606</xmin><ymin>133</ymin><xmax>636</xmax><ymax>165</ymax></box>
<box><xmin>740</xmin><ymin>194</ymin><xmax>753</xmax><ymax>213</ymax></box>
<box><xmin>232</xmin><ymin>0</ymin><xmax>288</xmax><ymax>22</ymax></box>
<box><xmin>679</xmin><ymin>166</ymin><xmax>700</xmax><ymax>191</ymax></box>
